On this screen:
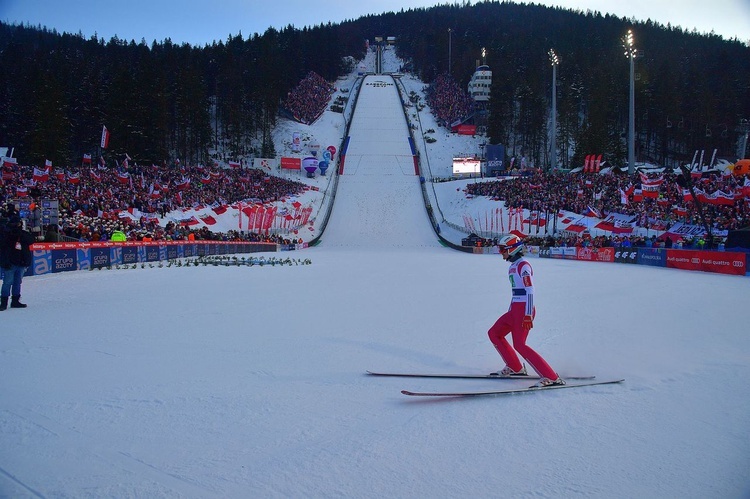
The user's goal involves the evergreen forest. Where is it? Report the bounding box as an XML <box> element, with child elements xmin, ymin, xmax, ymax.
<box><xmin>1</xmin><ymin>1</ymin><xmax>748</xmax><ymax>170</ymax></box>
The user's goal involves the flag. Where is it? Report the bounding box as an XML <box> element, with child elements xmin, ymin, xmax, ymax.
<box><xmin>619</xmin><ymin>188</ymin><xmax>629</xmax><ymax>205</ymax></box>
<box><xmin>98</xmin><ymin>156</ymin><xmax>106</xmax><ymax>169</ymax></box>
<box><xmin>613</xmin><ymin>219</ymin><xmax>635</xmax><ymax>233</ymax></box>
<box><xmin>90</xmin><ymin>169</ymin><xmax>101</xmax><ymax>182</ymax></box>
<box><xmin>642</xmin><ymin>183</ymin><xmax>659</xmax><ymax>198</ymax></box>
<box><xmin>583</xmin><ymin>205</ymin><xmax>602</xmax><ymax>218</ymax></box>
<box><xmin>200</xmin><ymin>215</ymin><xmax>217</xmax><ymax>225</ymax></box>
<box><xmin>54</xmin><ymin>168</ymin><xmax>65</xmax><ymax>181</ymax></box>
<box><xmin>715</xmin><ymin>191</ymin><xmax>735</xmax><ymax>206</ymax></box>
<box><xmin>116</xmin><ymin>172</ymin><xmax>130</xmax><ymax>184</ymax></box>
<box><xmin>33</xmin><ymin>167</ymin><xmax>50</xmax><ymax>182</ymax></box>
<box><xmin>228</xmin><ymin>160</ymin><xmax>241</xmax><ymax>168</ymax></box>
<box><xmin>100</xmin><ymin>126</ymin><xmax>110</xmax><ymax>148</ymax></box>
<box><xmin>83</xmin><ymin>153</ymin><xmax>92</xmax><ymax>164</ymax></box>
<box><xmin>16</xmin><ymin>186</ymin><xmax>28</xmax><ymax>197</ymax></box>
<box><xmin>45</xmin><ymin>159</ymin><xmax>52</xmax><ymax>168</ymax></box>
<box><xmin>67</xmin><ymin>171</ymin><xmax>80</xmax><ymax>184</ymax></box>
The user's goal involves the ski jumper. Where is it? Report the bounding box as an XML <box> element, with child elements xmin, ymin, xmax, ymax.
<box><xmin>488</xmin><ymin>256</ymin><xmax>559</xmax><ymax>379</ymax></box>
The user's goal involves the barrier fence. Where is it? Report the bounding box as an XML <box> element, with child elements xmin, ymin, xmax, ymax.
<box><xmin>24</xmin><ymin>240</ymin><xmax>280</xmax><ymax>276</ymax></box>
<box><xmin>528</xmin><ymin>245</ymin><xmax>747</xmax><ymax>276</ymax></box>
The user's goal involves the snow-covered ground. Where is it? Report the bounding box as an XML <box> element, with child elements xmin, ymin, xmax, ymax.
<box><xmin>1</xmin><ymin>48</ymin><xmax>749</xmax><ymax>498</ymax></box>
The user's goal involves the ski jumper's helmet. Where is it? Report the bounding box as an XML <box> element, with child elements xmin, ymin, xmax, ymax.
<box><xmin>498</xmin><ymin>234</ymin><xmax>524</xmax><ymax>257</ymax></box>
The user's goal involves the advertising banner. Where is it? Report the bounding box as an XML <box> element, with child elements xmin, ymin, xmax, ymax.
<box><xmin>91</xmin><ymin>247</ymin><xmax>111</xmax><ymax>269</ymax></box>
<box><xmin>666</xmin><ymin>250</ymin><xmax>746</xmax><ymax>276</ymax></box>
<box><xmin>576</xmin><ymin>247</ymin><xmax>615</xmax><ymax>263</ymax></box>
<box><xmin>539</xmin><ymin>247</ymin><xmax>577</xmax><ymax>259</ymax></box>
<box><xmin>485</xmin><ymin>144</ymin><xmax>505</xmax><ymax>174</ymax></box>
<box><xmin>50</xmin><ymin>249</ymin><xmax>77</xmax><ymax>273</ymax></box>
<box><xmin>281</xmin><ymin>157</ymin><xmax>301</xmax><ymax>170</ymax></box>
<box><xmin>29</xmin><ymin>241</ymin><xmax>277</xmax><ymax>276</ymax></box>
<box><xmin>637</xmin><ymin>248</ymin><xmax>667</xmax><ymax>268</ymax></box>
<box><xmin>122</xmin><ymin>246</ymin><xmax>138</xmax><ymax>264</ymax></box>
<box><xmin>614</xmin><ymin>247</ymin><xmax>638</xmax><ymax>264</ymax></box>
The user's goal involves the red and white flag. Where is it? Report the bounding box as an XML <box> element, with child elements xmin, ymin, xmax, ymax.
<box><xmin>67</xmin><ymin>171</ymin><xmax>80</xmax><ymax>185</ymax></box>
<box><xmin>83</xmin><ymin>153</ymin><xmax>92</xmax><ymax>164</ymax></box>
<box><xmin>33</xmin><ymin>167</ymin><xmax>50</xmax><ymax>182</ymax></box>
<box><xmin>100</xmin><ymin>125</ymin><xmax>110</xmax><ymax>149</ymax></box>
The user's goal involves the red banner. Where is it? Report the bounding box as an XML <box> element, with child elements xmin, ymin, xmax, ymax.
<box><xmin>576</xmin><ymin>246</ymin><xmax>615</xmax><ymax>263</ymax></box>
<box><xmin>665</xmin><ymin>250</ymin><xmax>746</xmax><ymax>276</ymax></box>
<box><xmin>281</xmin><ymin>157</ymin><xmax>301</xmax><ymax>170</ymax></box>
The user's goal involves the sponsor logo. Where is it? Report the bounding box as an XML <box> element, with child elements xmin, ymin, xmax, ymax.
<box><xmin>54</xmin><ymin>253</ymin><xmax>75</xmax><ymax>270</ymax></box>
<box><xmin>93</xmin><ymin>254</ymin><xmax>109</xmax><ymax>266</ymax></box>
<box><xmin>733</xmin><ymin>261</ymin><xmax>744</xmax><ymax>268</ymax></box>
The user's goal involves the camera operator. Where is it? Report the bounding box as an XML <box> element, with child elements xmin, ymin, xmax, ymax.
<box><xmin>0</xmin><ymin>206</ymin><xmax>35</xmax><ymax>310</ymax></box>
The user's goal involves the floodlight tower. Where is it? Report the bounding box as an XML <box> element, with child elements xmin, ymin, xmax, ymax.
<box><xmin>548</xmin><ymin>48</ymin><xmax>559</xmax><ymax>171</ymax></box>
<box><xmin>622</xmin><ymin>29</ymin><xmax>637</xmax><ymax>175</ymax></box>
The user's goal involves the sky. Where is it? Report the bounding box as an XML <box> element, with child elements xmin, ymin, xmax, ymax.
<box><xmin>1</xmin><ymin>0</ymin><xmax>748</xmax><ymax>46</ymax></box>
<box><xmin>1</xmin><ymin>50</ymin><xmax>748</xmax><ymax>497</ymax></box>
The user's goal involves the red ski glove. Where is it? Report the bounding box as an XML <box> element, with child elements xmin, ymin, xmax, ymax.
<box><xmin>522</xmin><ymin>315</ymin><xmax>534</xmax><ymax>332</ymax></box>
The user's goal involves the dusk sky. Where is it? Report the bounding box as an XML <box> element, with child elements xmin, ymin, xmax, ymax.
<box><xmin>1</xmin><ymin>0</ymin><xmax>748</xmax><ymax>46</ymax></box>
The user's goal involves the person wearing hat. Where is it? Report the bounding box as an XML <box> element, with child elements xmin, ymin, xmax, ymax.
<box><xmin>0</xmin><ymin>215</ymin><xmax>35</xmax><ymax>310</ymax></box>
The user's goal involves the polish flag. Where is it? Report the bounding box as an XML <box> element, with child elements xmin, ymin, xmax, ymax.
<box><xmin>100</xmin><ymin>126</ymin><xmax>110</xmax><ymax>149</ymax></box>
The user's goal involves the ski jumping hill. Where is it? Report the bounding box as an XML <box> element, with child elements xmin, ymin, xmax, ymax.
<box><xmin>321</xmin><ymin>74</ymin><xmax>441</xmax><ymax>249</ymax></box>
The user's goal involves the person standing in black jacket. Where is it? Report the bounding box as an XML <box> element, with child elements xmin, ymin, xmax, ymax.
<box><xmin>0</xmin><ymin>215</ymin><xmax>35</xmax><ymax>310</ymax></box>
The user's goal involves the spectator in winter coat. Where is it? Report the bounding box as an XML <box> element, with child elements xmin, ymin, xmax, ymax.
<box><xmin>0</xmin><ymin>215</ymin><xmax>36</xmax><ymax>310</ymax></box>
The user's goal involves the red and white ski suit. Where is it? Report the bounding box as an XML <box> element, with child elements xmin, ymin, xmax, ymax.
<box><xmin>487</xmin><ymin>256</ymin><xmax>559</xmax><ymax>380</ymax></box>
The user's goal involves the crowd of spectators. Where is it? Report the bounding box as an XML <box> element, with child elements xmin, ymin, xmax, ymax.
<box><xmin>282</xmin><ymin>71</ymin><xmax>335</xmax><ymax>125</ymax></box>
<box><xmin>465</xmin><ymin>169</ymin><xmax>750</xmax><ymax>234</ymax></box>
<box><xmin>1</xmin><ymin>160</ymin><xmax>307</xmax><ymax>244</ymax></box>
<box><xmin>424</xmin><ymin>74</ymin><xmax>475</xmax><ymax>128</ymax></box>
<box><xmin>524</xmin><ymin>232</ymin><xmax>706</xmax><ymax>250</ymax></box>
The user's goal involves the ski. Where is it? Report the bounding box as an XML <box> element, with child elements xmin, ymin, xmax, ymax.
<box><xmin>367</xmin><ymin>370</ymin><xmax>595</xmax><ymax>380</ymax></box>
<box><xmin>400</xmin><ymin>378</ymin><xmax>624</xmax><ymax>397</ymax></box>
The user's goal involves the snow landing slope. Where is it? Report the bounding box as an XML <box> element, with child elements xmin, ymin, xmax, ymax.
<box><xmin>322</xmin><ymin>74</ymin><xmax>440</xmax><ymax>249</ymax></box>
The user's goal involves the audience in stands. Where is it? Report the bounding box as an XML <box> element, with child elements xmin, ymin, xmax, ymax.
<box><xmin>424</xmin><ymin>74</ymin><xmax>475</xmax><ymax>128</ymax></box>
<box><xmin>465</xmin><ymin>170</ymin><xmax>749</xmax><ymax>234</ymax></box>
<box><xmin>1</xmin><ymin>161</ymin><xmax>307</xmax><ymax>244</ymax></box>
<box><xmin>282</xmin><ymin>71</ymin><xmax>334</xmax><ymax>125</ymax></box>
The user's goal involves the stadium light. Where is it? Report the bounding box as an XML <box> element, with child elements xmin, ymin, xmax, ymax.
<box><xmin>622</xmin><ymin>29</ymin><xmax>637</xmax><ymax>175</ymax></box>
<box><xmin>548</xmin><ymin>49</ymin><xmax>559</xmax><ymax>171</ymax></box>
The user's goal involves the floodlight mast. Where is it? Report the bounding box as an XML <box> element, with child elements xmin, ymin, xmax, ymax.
<box><xmin>548</xmin><ymin>49</ymin><xmax>559</xmax><ymax>171</ymax></box>
<box><xmin>622</xmin><ymin>29</ymin><xmax>637</xmax><ymax>176</ymax></box>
